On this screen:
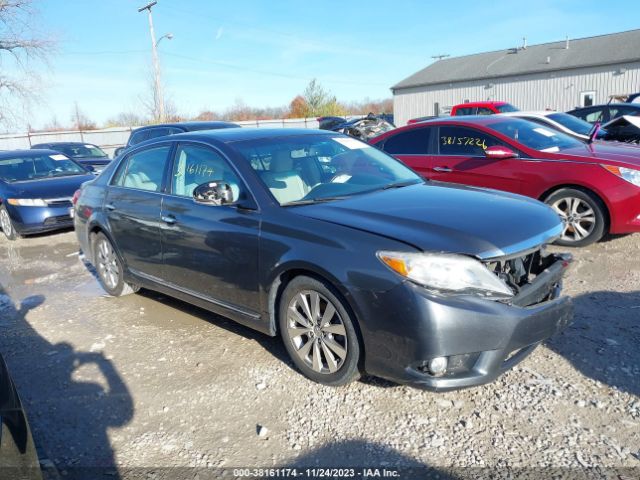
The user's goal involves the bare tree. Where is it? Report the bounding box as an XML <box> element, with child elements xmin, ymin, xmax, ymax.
<box><xmin>71</xmin><ymin>102</ymin><xmax>96</xmax><ymax>130</ymax></box>
<box><xmin>0</xmin><ymin>1</ymin><xmax>54</xmax><ymax>128</ymax></box>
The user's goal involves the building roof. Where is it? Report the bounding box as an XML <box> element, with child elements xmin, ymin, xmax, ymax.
<box><xmin>392</xmin><ymin>29</ymin><xmax>640</xmax><ymax>91</ymax></box>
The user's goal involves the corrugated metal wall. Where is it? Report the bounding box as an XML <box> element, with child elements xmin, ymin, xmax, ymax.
<box><xmin>393</xmin><ymin>62</ymin><xmax>640</xmax><ymax>126</ymax></box>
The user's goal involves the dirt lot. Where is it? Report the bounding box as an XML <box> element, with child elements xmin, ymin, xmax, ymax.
<box><xmin>0</xmin><ymin>229</ymin><xmax>638</xmax><ymax>479</ymax></box>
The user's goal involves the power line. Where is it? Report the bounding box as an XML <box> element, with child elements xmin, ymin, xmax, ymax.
<box><xmin>162</xmin><ymin>51</ymin><xmax>389</xmax><ymax>87</ymax></box>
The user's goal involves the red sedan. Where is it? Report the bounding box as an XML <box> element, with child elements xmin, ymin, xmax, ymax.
<box><xmin>370</xmin><ymin>116</ymin><xmax>640</xmax><ymax>246</ymax></box>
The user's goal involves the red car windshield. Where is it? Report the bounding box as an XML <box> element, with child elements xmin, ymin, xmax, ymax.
<box><xmin>489</xmin><ymin>118</ymin><xmax>583</xmax><ymax>152</ymax></box>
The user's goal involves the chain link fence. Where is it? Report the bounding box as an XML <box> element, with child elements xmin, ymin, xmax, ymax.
<box><xmin>0</xmin><ymin>117</ymin><xmax>324</xmax><ymax>157</ymax></box>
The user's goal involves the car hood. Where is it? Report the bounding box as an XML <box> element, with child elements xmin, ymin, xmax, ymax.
<box><xmin>7</xmin><ymin>174</ymin><xmax>95</xmax><ymax>199</ymax></box>
<box><xmin>558</xmin><ymin>142</ymin><xmax>640</xmax><ymax>168</ymax></box>
<box><xmin>294</xmin><ymin>183</ymin><xmax>562</xmax><ymax>259</ymax></box>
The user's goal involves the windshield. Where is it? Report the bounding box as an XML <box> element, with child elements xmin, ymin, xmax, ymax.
<box><xmin>57</xmin><ymin>144</ymin><xmax>107</xmax><ymax>158</ymax></box>
<box><xmin>234</xmin><ymin>134</ymin><xmax>423</xmax><ymax>205</ymax></box>
<box><xmin>496</xmin><ymin>103</ymin><xmax>519</xmax><ymax>113</ymax></box>
<box><xmin>0</xmin><ymin>154</ymin><xmax>87</xmax><ymax>183</ymax></box>
<box><xmin>490</xmin><ymin>118</ymin><xmax>583</xmax><ymax>152</ymax></box>
<box><xmin>547</xmin><ymin>113</ymin><xmax>596</xmax><ymax>136</ymax></box>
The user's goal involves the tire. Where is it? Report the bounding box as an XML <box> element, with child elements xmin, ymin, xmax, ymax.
<box><xmin>545</xmin><ymin>188</ymin><xmax>606</xmax><ymax>247</ymax></box>
<box><xmin>92</xmin><ymin>232</ymin><xmax>139</xmax><ymax>296</ymax></box>
<box><xmin>0</xmin><ymin>205</ymin><xmax>19</xmax><ymax>241</ymax></box>
<box><xmin>279</xmin><ymin>275</ymin><xmax>361</xmax><ymax>386</ymax></box>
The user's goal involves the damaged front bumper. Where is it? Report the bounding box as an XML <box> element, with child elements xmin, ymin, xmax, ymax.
<box><xmin>356</xmin><ymin>252</ymin><xmax>573</xmax><ymax>391</ymax></box>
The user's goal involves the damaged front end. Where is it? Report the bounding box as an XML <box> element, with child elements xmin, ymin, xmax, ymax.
<box><xmin>484</xmin><ymin>249</ymin><xmax>572</xmax><ymax>307</ymax></box>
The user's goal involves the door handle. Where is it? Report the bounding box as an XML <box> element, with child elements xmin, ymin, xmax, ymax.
<box><xmin>161</xmin><ymin>215</ymin><xmax>176</xmax><ymax>225</ymax></box>
<box><xmin>433</xmin><ymin>166</ymin><xmax>453</xmax><ymax>173</ymax></box>
<box><xmin>105</xmin><ymin>203</ymin><xmax>116</xmax><ymax>211</ymax></box>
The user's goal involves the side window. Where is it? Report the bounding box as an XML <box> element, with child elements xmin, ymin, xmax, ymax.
<box><xmin>609</xmin><ymin>106</ymin><xmax>638</xmax><ymax>119</ymax></box>
<box><xmin>583</xmin><ymin>109</ymin><xmax>605</xmax><ymax>123</ymax></box>
<box><xmin>112</xmin><ymin>145</ymin><xmax>171</xmax><ymax>192</ymax></box>
<box><xmin>145</xmin><ymin>128</ymin><xmax>171</xmax><ymax>141</ymax></box>
<box><xmin>476</xmin><ymin>107</ymin><xmax>493</xmax><ymax>115</ymax></box>
<box><xmin>128</xmin><ymin>130</ymin><xmax>149</xmax><ymax>146</ymax></box>
<box><xmin>383</xmin><ymin>128</ymin><xmax>432</xmax><ymax>155</ymax></box>
<box><xmin>438</xmin><ymin>126</ymin><xmax>502</xmax><ymax>156</ymax></box>
<box><xmin>171</xmin><ymin>144</ymin><xmax>243</xmax><ymax>201</ymax></box>
<box><xmin>454</xmin><ymin>107</ymin><xmax>475</xmax><ymax>116</ymax></box>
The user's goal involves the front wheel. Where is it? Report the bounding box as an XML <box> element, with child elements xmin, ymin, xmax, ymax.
<box><xmin>0</xmin><ymin>205</ymin><xmax>19</xmax><ymax>241</ymax></box>
<box><xmin>92</xmin><ymin>232</ymin><xmax>139</xmax><ymax>296</ymax></box>
<box><xmin>545</xmin><ymin>188</ymin><xmax>606</xmax><ymax>247</ymax></box>
<box><xmin>279</xmin><ymin>276</ymin><xmax>361</xmax><ymax>386</ymax></box>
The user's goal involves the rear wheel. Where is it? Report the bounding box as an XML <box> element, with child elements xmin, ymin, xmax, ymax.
<box><xmin>92</xmin><ymin>232</ymin><xmax>138</xmax><ymax>296</ymax></box>
<box><xmin>279</xmin><ymin>276</ymin><xmax>361</xmax><ymax>386</ymax></box>
<box><xmin>0</xmin><ymin>205</ymin><xmax>19</xmax><ymax>241</ymax></box>
<box><xmin>545</xmin><ymin>188</ymin><xmax>606</xmax><ymax>247</ymax></box>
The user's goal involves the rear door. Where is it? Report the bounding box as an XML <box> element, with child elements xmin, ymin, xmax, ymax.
<box><xmin>430</xmin><ymin>125</ymin><xmax>523</xmax><ymax>193</ymax></box>
<box><xmin>160</xmin><ymin>142</ymin><xmax>261</xmax><ymax>314</ymax></box>
<box><xmin>104</xmin><ymin>144</ymin><xmax>172</xmax><ymax>277</ymax></box>
<box><xmin>378</xmin><ymin>126</ymin><xmax>435</xmax><ymax>178</ymax></box>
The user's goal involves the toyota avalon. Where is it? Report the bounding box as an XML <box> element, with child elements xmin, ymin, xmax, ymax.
<box><xmin>73</xmin><ymin>129</ymin><xmax>573</xmax><ymax>390</ymax></box>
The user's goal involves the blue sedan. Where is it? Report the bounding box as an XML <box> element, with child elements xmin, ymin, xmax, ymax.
<box><xmin>0</xmin><ymin>150</ymin><xmax>95</xmax><ymax>240</ymax></box>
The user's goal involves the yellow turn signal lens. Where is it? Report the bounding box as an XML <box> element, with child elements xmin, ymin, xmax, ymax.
<box><xmin>378</xmin><ymin>254</ymin><xmax>409</xmax><ymax>277</ymax></box>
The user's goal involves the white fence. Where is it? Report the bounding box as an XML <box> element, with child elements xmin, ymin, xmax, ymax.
<box><xmin>0</xmin><ymin>117</ymin><xmax>324</xmax><ymax>157</ymax></box>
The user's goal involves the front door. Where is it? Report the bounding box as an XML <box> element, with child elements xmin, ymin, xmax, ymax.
<box><xmin>160</xmin><ymin>143</ymin><xmax>261</xmax><ymax>314</ymax></box>
<box><xmin>105</xmin><ymin>144</ymin><xmax>172</xmax><ymax>277</ymax></box>
<box><xmin>430</xmin><ymin>125</ymin><xmax>523</xmax><ymax>194</ymax></box>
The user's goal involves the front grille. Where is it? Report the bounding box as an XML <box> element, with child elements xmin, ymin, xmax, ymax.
<box><xmin>45</xmin><ymin>197</ymin><xmax>72</xmax><ymax>208</ymax></box>
<box><xmin>43</xmin><ymin>214</ymin><xmax>72</xmax><ymax>225</ymax></box>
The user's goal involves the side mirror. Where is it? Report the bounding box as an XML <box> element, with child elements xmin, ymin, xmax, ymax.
<box><xmin>193</xmin><ymin>181</ymin><xmax>234</xmax><ymax>206</ymax></box>
<box><xmin>114</xmin><ymin>147</ymin><xmax>124</xmax><ymax>158</ymax></box>
<box><xmin>484</xmin><ymin>145</ymin><xmax>518</xmax><ymax>160</ymax></box>
<box><xmin>84</xmin><ymin>165</ymin><xmax>96</xmax><ymax>173</ymax></box>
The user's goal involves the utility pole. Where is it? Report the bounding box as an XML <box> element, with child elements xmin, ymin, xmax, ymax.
<box><xmin>138</xmin><ymin>1</ymin><xmax>164</xmax><ymax>122</ymax></box>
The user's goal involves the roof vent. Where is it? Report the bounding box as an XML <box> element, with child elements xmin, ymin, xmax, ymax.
<box><xmin>546</xmin><ymin>56</ymin><xmax>551</xmax><ymax>64</ymax></box>
<box><xmin>565</xmin><ymin>36</ymin><xmax>570</xmax><ymax>49</ymax></box>
<box><xmin>522</xmin><ymin>37</ymin><xmax>527</xmax><ymax>49</ymax></box>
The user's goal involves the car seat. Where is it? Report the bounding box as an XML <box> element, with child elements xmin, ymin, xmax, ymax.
<box><xmin>260</xmin><ymin>150</ymin><xmax>310</xmax><ymax>203</ymax></box>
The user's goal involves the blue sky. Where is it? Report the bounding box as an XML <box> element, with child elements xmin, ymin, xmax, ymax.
<box><xmin>12</xmin><ymin>0</ymin><xmax>640</xmax><ymax>129</ymax></box>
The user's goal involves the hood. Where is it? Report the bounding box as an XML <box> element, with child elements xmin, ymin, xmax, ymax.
<box><xmin>7</xmin><ymin>174</ymin><xmax>95</xmax><ymax>199</ymax></box>
<box><xmin>558</xmin><ymin>142</ymin><xmax>640</xmax><ymax>168</ymax></box>
<box><xmin>294</xmin><ymin>183</ymin><xmax>562</xmax><ymax>259</ymax></box>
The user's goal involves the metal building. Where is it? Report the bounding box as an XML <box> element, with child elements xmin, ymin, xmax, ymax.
<box><xmin>392</xmin><ymin>30</ymin><xmax>640</xmax><ymax>126</ymax></box>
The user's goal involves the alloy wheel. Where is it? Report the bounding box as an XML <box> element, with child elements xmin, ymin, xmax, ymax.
<box><xmin>0</xmin><ymin>208</ymin><xmax>12</xmax><ymax>236</ymax></box>
<box><xmin>285</xmin><ymin>290</ymin><xmax>348</xmax><ymax>374</ymax></box>
<box><xmin>96</xmin><ymin>238</ymin><xmax>119</xmax><ymax>290</ymax></box>
<box><xmin>550</xmin><ymin>196</ymin><xmax>596</xmax><ymax>242</ymax></box>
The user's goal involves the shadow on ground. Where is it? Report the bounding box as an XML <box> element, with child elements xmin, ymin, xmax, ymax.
<box><xmin>279</xmin><ymin>439</ymin><xmax>457</xmax><ymax>479</ymax></box>
<box><xmin>547</xmin><ymin>290</ymin><xmax>640</xmax><ymax>396</ymax></box>
<box><xmin>0</xmin><ymin>283</ymin><xmax>133</xmax><ymax>480</ymax></box>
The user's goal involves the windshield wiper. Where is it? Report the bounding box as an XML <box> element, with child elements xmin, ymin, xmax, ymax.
<box><xmin>382</xmin><ymin>179</ymin><xmax>423</xmax><ymax>190</ymax></box>
<box><xmin>281</xmin><ymin>196</ymin><xmax>348</xmax><ymax>207</ymax></box>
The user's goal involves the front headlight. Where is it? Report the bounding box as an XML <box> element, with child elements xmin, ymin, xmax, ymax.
<box><xmin>377</xmin><ymin>251</ymin><xmax>514</xmax><ymax>299</ymax></box>
<box><xmin>603</xmin><ymin>165</ymin><xmax>640</xmax><ymax>187</ymax></box>
<box><xmin>7</xmin><ymin>198</ymin><xmax>47</xmax><ymax>207</ymax></box>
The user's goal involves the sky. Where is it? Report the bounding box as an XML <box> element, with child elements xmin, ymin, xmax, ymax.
<box><xmin>6</xmin><ymin>0</ymin><xmax>640</xmax><ymax>130</ymax></box>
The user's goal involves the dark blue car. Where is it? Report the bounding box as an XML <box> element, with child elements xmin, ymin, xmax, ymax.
<box><xmin>74</xmin><ymin>128</ymin><xmax>573</xmax><ymax>390</ymax></box>
<box><xmin>31</xmin><ymin>142</ymin><xmax>112</xmax><ymax>174</ymax></box>
<box><xmin>0</xmin><ymin>150</ymin><xmax>95</xmax><ymax>240</ymax></box>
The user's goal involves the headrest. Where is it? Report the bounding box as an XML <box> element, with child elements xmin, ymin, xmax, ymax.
<box><xmin>271</xmin><ymin>150</ymin><xmax>293</xmax><ymax>172</ymax></box>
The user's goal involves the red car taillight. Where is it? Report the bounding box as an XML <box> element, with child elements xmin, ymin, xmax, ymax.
<box><xmin>72</xmin><ymin>189</ymin><xmax>81</xmax><ymax>205</ymax></box>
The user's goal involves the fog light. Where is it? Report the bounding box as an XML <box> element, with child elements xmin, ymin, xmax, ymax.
<box><xmin>428</xmin><ymin>356</ymin><xmax>448</xmax><ymax>376</ymax></box>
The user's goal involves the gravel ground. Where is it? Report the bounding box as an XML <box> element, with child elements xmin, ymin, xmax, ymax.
<box><xmin>0</xmin><ymin>229</ymin><xmax>638</xmax><ymax>479</ymax></box>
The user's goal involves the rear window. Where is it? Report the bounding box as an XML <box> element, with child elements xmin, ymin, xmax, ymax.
<box><xmin>496</xmin><ymin>103</ymin><xmax>519</xmax><ymax>113</ymax></box>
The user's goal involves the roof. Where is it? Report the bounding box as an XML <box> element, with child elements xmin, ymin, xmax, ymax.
<box><xmin>393</xmin><ymin>29</ymin><xmax>640</xmax><ymax>90</ymax></box>
<box><xmin>31</xmin><ymin>141</ymin><xmax>98</xmax><ymax>147</ymax></box>
<box><xmin>181</xmin><ymin>128</ymin><xmax>329</xmax><ymax>143</ymax></box>
<box><xmin>133</xmin><ymin>121</ymin><xmax>240</xmax><ymax>132</ymax></box>
<box><xmin>0</xmin><ymin>149</ymin><xmax>59</xmax><ymax>158</ymax></box>
<box><xmin>567</xmin><ymin>102</ymin><xmax>640</xmax><ymax>113</ymax></box>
